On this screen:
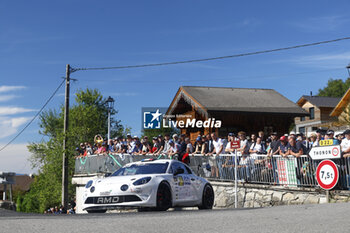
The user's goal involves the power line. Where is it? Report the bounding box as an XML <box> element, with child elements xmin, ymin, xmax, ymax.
<box><xmin>72</xmin><ymin>36</ymin><xmax>350</xmax><ymax>72</ymax></box>
<box><xmin>0</xmin><ymin>79</ymin><xmax>66</xmax><ymax>152</ymax></box>
<box><xmin>77</xmin><ymin>67</ymin><xmax>345</xmax><ymax>84</ymax></box>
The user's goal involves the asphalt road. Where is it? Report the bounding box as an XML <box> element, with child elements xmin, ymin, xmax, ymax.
<box><xmin>1</xmin><ymin>203</ymin><xmax>349</xmax><ymax>233</ymax></box>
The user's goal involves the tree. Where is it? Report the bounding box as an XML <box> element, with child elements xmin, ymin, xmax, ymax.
<box><xmin>17</xmin><ymin>88</ymin><xmax>128</xmax><ymax>213</ymax></box>
<box><xmin>317</xmin><ymin>78</ymin><xmax>350</xmax><ymax>98</ymax></box>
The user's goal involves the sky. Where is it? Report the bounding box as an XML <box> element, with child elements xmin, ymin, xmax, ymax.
<box><xmin>1</xmin><ymin>0</ymin><xmax>350</xmax><ymax>174</ymax></box>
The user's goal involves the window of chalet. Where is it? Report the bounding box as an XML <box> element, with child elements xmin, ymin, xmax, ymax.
<box><xmin>300</xmin><ymin>116</ymin><xmax>305</xmax><ymax>121</ymax></box>
<box><xmin>309</xmin><ymin>107</ymin><xmax>315</xmax><ymax>120</ymax></box>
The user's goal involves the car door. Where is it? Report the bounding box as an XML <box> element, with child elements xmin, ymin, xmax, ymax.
<box><xmin>183</xmin><ymin>164</ymin><xmax>203</xmax><ymax>203</ymax></box>
<box><xmin>171</xmin><ymin>162</ymin><xmax>195</xmax><ymax>204</ymax></box>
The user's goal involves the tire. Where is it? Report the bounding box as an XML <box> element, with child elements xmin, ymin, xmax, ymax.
<box><xmin>156</xmin><ymin>182</ymin><xmax>172</xmax><ymax>211</ymax></box>
<box><xmin>86</xmin><ymin>209</ymin><xmax>107</xmax><ymax>214</ymax></box>
<box><xmin>198</xmin><ymin>184</ymin><xmax>214</xmax><ymax>210</ymax></box>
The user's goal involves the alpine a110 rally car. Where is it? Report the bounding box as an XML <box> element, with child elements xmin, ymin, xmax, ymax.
<box><xmin>82</xmin><ymin>159</ymin><xmax>214</xmax><ymax>213</ymax></box>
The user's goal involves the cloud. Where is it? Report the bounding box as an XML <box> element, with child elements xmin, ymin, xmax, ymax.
<box><xmin>0</xmin><ymin>107</ymin><xmax>36</xmax><ymax>115</ymax></box>
<box><xmin>292</xmin><ymin>15</ymin><xmax>350</xmax><ymax>32</ymax></box>
<box><xmin>0</xmin><ymin>94</ymin><xmax>19</xmax><ymax>102</ymax></box>
<box><xmin>0</xmin><ymin>85</ymin><xmax>26</xmax><ymax>93</ymax></box>
<box><xmin>0</xmin><ymin>143</ymin><xmax>37</xmax><ymax>175</ymax></box>
<box><xmin>0</xmin><ymin>116</ymin><xmax>32</xmax><ymax>139</ymax></box>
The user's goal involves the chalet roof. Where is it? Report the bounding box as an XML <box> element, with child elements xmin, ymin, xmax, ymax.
<box><xmin>168</xmin><ymin>86</ymin><xmax>308</xmax><ymax>116</ymax></box>
<box><xmin>297</xmin><ymin>95</ymin><xmax>340</xmax><ymax>108</ymax></box>
<box><xmin>330</xmin><ymin>88</ymin><xmax>350</xmax><ymax>117</ymax></box>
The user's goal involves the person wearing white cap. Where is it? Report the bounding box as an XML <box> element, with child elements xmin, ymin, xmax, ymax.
<box><xmin>341</xmin><ymin>130</ymin><xmax>350</xmax><ymax>157</ymax></box>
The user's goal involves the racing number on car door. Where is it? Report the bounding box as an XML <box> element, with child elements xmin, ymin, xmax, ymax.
<box><xmin>172</xmin><ymin>162</ymin><xmax>195</xmax><ymax>202</ymax></box>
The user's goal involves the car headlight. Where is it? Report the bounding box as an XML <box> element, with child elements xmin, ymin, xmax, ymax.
<box><xmin>133</xmin><ymin>177</ymin><xmax>152</xmax><ymax>186</ymax></box>
<box><xmin>85</xmin><ymin>180</ymin><xmax>93</xmax><ymax>188</ymax></box>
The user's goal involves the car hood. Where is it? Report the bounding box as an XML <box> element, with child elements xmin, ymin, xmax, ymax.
<box><xmin>95</xmin><ymin>174</ymin><xmax>159</xmax><ymax>186</ymax></box>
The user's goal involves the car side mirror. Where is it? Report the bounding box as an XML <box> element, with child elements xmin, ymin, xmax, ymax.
<box><xmin>174</xmin><ymin>168</ymin><xmax>184</xmax><ymax>176</ymax></box>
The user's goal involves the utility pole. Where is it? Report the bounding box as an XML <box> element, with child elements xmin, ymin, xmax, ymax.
<box><xmin>62</xmin><ymin>64</ymin><xmax>70</xmax><ymax>210</ymax></box>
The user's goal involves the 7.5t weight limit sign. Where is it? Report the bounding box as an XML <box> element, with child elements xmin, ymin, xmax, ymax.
<box><xmin>316</xmin><ymin>160</ymin><xmax>339</xmax><ymax>190</ymax></box>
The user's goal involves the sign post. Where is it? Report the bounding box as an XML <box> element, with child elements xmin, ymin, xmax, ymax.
<box><xmin>234</xmin><ymin>149</ymin><xmax>237</xmax><ymax>208</ymax></box>
<box><xmin>316</xmin><ymin>159</ymin><xmax>339</xmax><ymax>191</ymax></box>
<box><xmin>230</xmin><ymin>140</ymin><xmax>240</xmax><ymax>208</ymax></box>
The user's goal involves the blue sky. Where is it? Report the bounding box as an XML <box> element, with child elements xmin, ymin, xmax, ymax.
<box><xmin>1</xmin><ymin>0</ymin><xmax>350</xmax><ymax>173</ymax></box>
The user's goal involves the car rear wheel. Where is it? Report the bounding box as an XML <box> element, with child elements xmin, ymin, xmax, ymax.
<box><xmin>86</xmin><ymin>209</ymin><xmax>107</xmax><ymax>214</ymax></box>
<box><xmin>198</xmin><ymin>184</ymin><xmax>214</xmax><ymax>210</ymax></box>
<box><xmin>156</xmin><ymin>182</ymin><xmax>172</xmax><ymax>211</ymax></box>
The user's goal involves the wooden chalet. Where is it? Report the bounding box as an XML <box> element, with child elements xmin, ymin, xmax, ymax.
<box><xmin>167</xmin><ymin>86</ymin><xmax>308</xmax><ymax>141</ymax></box>
<box><xmin>295</xmin><ymin>95</ymin><xmax>340</xmax><ymax>134</ymax></box>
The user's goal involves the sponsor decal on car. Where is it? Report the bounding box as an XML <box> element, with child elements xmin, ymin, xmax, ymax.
<box><xmin>96</xmin><ymin>196</ymin><xmax>120</xmax><ymax>204</ymax></box>
<box><xmin>178</xmin><ymin>177</ymin><xmax>184</xmax><ymax>186</ymax></box>
<box><xmin>100</xmin><ymin>191</ymin><xmax>111</xmax><ymax>196</ymax></box>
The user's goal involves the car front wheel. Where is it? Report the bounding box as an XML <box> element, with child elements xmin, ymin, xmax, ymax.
<box><xmin>198</xmin><ymin>184</ymin><xmax>214</xmax><ymax>210</ymax></box>
<box><xmin>156</xmin><ymin>182</ymin><xmax>172</xmax><ymax>211</ymax></box>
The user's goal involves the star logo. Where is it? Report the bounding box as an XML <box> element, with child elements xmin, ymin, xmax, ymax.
<box><xmin>143</xmin><ymin>108</ymin><xmax>162</xmax><ymax>129</ymax></box>
<box><xmin>150</xmin><ymin>109</ymin><xmax>162</xmax><ymax>122</ymax></box>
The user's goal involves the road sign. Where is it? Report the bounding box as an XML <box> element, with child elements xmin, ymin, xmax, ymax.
<box><xmin>230</xmin><ymin>140</ymin><xmax>240</xmax><ymax>149</ymax></box>
<box><xmin>316</xmin><ymin>160</ymin><xmax>339</xmax><ymax>190</ymax></box>
<box><xmin>309</xmin><ymin>145</ymin><xmax>341</xmax><ymax>160</ymax></box>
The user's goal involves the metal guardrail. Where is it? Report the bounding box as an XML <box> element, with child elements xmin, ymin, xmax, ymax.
<box><xmin>74</xmin><ymin>154</ymin><xmax>350</xmax><ymax>189</ymax></box>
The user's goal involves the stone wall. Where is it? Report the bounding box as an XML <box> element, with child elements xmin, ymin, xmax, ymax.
<box><xmin>212</xmin><ymin>182</ymin><xmax>350</xmax><ymax>209</ymax></box>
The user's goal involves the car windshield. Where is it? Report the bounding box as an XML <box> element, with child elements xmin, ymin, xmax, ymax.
<box><xmin>111</xmin><ymin>162</ymin><xmax>169</xmax><ymax>176</ymax></box>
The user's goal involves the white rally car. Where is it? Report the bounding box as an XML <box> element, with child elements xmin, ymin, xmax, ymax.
<box><xmin>83</xmin><ymin>159</ymin><xmax>214</xmax><ymax>213</ymax></box>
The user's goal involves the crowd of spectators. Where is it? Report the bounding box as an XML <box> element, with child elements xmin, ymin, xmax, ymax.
<box><xmin>43</xmin><ymin>200</ymin><xmax>76</xmax><ymax>214</ymax></box>
<box><xmin>75</xmin><ymin>129</ymin><xmax>350</xmax><ymax>187</ymax></box>
<box><xmin>76</xmin><ymin>129</ymin><xmax>350</xmax><ymax>159</ymax></box>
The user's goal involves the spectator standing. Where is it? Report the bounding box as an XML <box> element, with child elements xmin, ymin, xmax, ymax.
<box><xmin>208</xmin><ymin>133</ymin><xmax>223</xmax><ymax>178</ymax></box>
<box><xmin>194</xmin><ymin>137</ymin><xmax>206</xmax><ymax>154</ymax></box>
<box><xmin>309</xmin><ymin>133</ymin><xmax>317</xmax><ymax>148</ymax></box>
<box><xmin>141</xmin><ymin>139</ymin><xmax>151</xmax><ymax>155</ymax></box>
<box><xmin>95</xmin><ymin>143</ymin><xmax>106</xmax><ymax>155</ymax></box>
<box><xmin>85</xmin><ymin>142</ymin><xmax>93</xmax><ymax>155</ymax></box>
<box><xmin>315</xmin><ymin>129</ymin><xmax>324</xmax><ymax>147</ymax></box>
<box><xmin>268</xmin><ymin>132</ymin><xmax>280</xmax><ymax>156</ymax></box>
<box><xmin>258</xmin><ymin>131</ymin><xmax>266</xmax><ymax>148</ymax></box>
<box><xmin>224</xmin><ymin>133</ymin><xmax>237</xmax><ymax>153</ymax></box>
<box><xmin>156</xmin><ymin>135</ymin><xmax>165</xmax><ymax>155</ymax></box>
<box><xmin>182</xmin><ymin>137</ymin><xmax>193</xmax><ymax>164</ymax></box>
<box><xmin>206</xmin><ymin>134</ymin><xmax>214</xmax><ymax>154</ymax></box>
<box><xmin>151</xmin><ymin>137</ymin><xmax>160</xmax><ymax>154</ymax></box>
<box><xmin>178</xmin><ymin>134</ymin><xmax>187</xmax><ymax>159</ymax></box>
<box><xmin>168</xmin><ymin>139</ymin><xmax>180</xmax><ymax>158</ymax></box>
<box><xmin>325</xmin><ymin>129</ymin><xmax>339</xmax><ymax>145</ymax></box>
<box><xmin>249</xmin><ymin>137</ymin><xmax>266</xmax><ymax>155</ymax></box>
<box><xmin>341</xmin><ymin>130</ymin><xmax>350</xmax><ymax>157</ymax></box>
<box><xmin>162</xmin><ymin>134</ymin><xmax>171</xmax><ymax>154</ymax></box>
<box><xmin>107</xmin><ymin>139</ymin><xmax>114</xmax><ymax>152</ymax></box>
<box><xmin>237</xmin><ymin>131</ymin><xmax>248</xmax><ymax>156</ymax></box>
<box><xmin>279</xmin><ymin>136</ymin><xmax>289</xmax><ymax>157</ymax></box>
<box><xmin>286</xmin><ymin>136</ymin><xmax>303</xmax><ymax>157</ymax></box>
